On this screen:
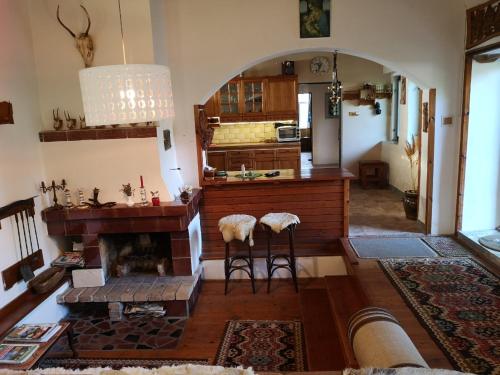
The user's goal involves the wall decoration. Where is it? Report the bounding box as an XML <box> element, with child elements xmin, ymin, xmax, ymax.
<box><xmin>40</xmin><ymin>180</ymin><xmax>67</xmax><ymax>209</ymax></box>
<box><xmin>400</xmin><ymin>77</ymin><xmax>407</xmax><ymax>105</ymax></box>
<box><xmin>52</xmin><ymin>108</ymin><xmax>64</xmax><ymax>130</ymax></box>
<box><xmin>310</xmin><ymin>56</ymin><xmax>330</xmax><ymax>73</ymax></box>
<box><xmin>163</xmin><ymin>129</ymin><xmax>172</xmax><ymax>150</ymax></box>
<box><xmin>300</xmin><ymin>0</ymin><xmax>331</xmax><ymax>38</ymax></box>
<box><xmin>466</xmin><ymin>0</ymin><xmax>500</xmax><ymax>49</ymax></box>
<box><xmin>325</xmin><ymin>93</ymin><xmax>340</xmax><ymax>118</ymax></box>
<box><xmin>56</xmin><ymin>4</ymin><xmax>94</xmax><ymax>67</ymax></box>
<box><xmin>0</xmin><ymin>101</ymin><xmax>14</xmax><ymax>124</ymax></box>
<box><xmin>64</xmin><ymin>111</ymin><xmax>77</xmax><ymax>129</ymax></box>
<box><xmin>282</xmin><ymin>61</ymin><xmax>295</xmax><ymax>75</ymax></box>
<box><xmin>422</xmin><ymin>102</ymin><xmax>429</xmax><ymax>133</ymax></box>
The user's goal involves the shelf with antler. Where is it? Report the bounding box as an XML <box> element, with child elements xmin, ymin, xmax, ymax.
<box><xmin>38</xmin><ymin>126</ymin><xmax>158</xmax><ymax>142</ymax></box>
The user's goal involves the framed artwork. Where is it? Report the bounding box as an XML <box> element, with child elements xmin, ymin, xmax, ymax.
<box><xmin>300</xmin><ymin>0</ymin><xmax>331</xmax><ymax>38</ymax></box>
<box><xmin>0</xmin><ymin>101</ymin><xmax>14</xmax><ymax>125</ymax></box>
<box><xmin>325</xmin><ymin>93</ymin><xmax>340</xmax><ymax>118</ymax></box>
<box><xmin>400</xmin><ymin>77</ymin><xmax>407</xmax><ymax>105</ymax></box>
<box><xmin>422</xmin><ymin>102</ymin><xmax>429</xmax><ymax>133</ymax></box>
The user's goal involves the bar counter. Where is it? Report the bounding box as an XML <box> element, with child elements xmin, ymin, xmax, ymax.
<box><xmin>200</xmin><ymin>167</ymin><xmax>355</xmax><ymax>259</ymax></box>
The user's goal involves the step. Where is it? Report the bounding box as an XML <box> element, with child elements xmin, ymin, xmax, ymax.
<box><xmin>324</xmin><ymin>275</ymin><xmax>371</xmax><ymax>369</ymax></box>
<box><xmin>299</xmin><ymin>288</ymin><xmax>346</xmax><ymax>371</ymax></box>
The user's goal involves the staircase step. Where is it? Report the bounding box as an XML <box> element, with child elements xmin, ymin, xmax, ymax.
<box><xmin>299</xmin><ymin>288</ymin><xmax>345</xmax><ymax>371</ymax></box>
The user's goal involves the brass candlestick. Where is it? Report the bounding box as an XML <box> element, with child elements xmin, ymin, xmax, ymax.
<box><xmin>40</xmin><ymin>179</ymin><xmax>67</xmax><ymax>209</ymax></box>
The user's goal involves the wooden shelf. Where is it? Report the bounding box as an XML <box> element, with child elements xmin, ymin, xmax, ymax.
<box><xmin>39</xmin><ymin>126</ymin><xmax>157</xmax><ymax>142</ymax></box>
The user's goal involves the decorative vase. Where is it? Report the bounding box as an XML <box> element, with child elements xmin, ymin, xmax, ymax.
<box><xmin>403</xmin><ymin>190</ymin><xmax>418</xmax><ymax>220</ymax></box>
<box><xmin>126</xmin><ymin>195</ymin><xmax>135</xmax><ymax>207</ymax></box>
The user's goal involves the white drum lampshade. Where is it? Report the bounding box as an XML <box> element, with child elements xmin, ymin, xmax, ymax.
<box><xmin>79</xmin><ymin>64</ymin><xmax>175</xmax><ymax>127</ymax></box>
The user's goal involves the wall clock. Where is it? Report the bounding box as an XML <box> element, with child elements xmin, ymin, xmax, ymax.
<box><xmin>310</xmin><ymin>56</ymin><xmax>330</xmax><ymax>73</ymax></box>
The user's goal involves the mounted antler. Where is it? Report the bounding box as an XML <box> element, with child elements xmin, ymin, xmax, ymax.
<box><xmin>53</xmin><ymin>108</ymin><xmax>63</xmax><ymax>130</ymax></box>
<box><xmin>57</xmin><ymin>4</ymin><xmax>94</xmax><ymax>67</ymax></box>
<box><xmin>64</xmin><ymin>110</ymin><xmax>77</xmax><ymax>129</ymax></box>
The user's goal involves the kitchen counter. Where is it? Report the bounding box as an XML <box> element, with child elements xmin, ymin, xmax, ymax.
<box><xmin>203</xmin><ymin>167</ymin><xmax>355</xmax><ymax>186</ymax></box>
<box><xmin>208</xmin><ymin>141</ymin><xmax>300</xmax><ymax>151</ymax></box>
<box><xmin>200</xmin><ymin>167</ymin><xmax>355</xmax><ymax>259</ymax></box>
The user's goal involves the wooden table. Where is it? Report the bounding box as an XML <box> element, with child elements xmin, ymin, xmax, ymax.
<box><xmin>0</xmin><ymin>322</ymin><xmax>75</xmax><ymax>370</ymax></box>
<box><xmin>358</xmin><ymin>160</ymin><xmax>389</xmax><ymax>189</ymax></box>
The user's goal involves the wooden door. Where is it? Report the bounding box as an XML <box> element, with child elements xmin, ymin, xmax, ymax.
<box><xmin>207</xmin><ymin>151</ymin><xmax>227</xmax><ymax>171</ymax></box>
<box><xmin>267</xmin><ymin>76</ymin><xmax>298</xmax><ymax>119</ymax></box>
<box><xmin>254</xmin><ymin>149</ymin><xmax>276</xmax><ymax>170</ymax></box>
<box><xmin>241</xmin><ymin>79</ymin><xmax>266</xmax><ymax>121</ymax></box>
<box><xmin>219</xmin><ymin>81</ymin><xmax>241</xmax><ymax>122</ymax></box>
<box><xmin>204</xmin><ymin>95</ymin><xmax>219</xmax><ymax>117</ymax></box>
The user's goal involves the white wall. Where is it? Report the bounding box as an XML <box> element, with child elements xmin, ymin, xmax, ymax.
<box><xmin>343</xmin><ymin>99</ymin><xmax>390</xmax><ymax>175</ymax></box>
<box><xmin>462</xmin><ymin>60</ymin><xmax>500</xmax><ymax>231</ymax></box>
<box><xmin>0</xmin><ymin>0</ymin><xmax>59</xmax><ymax>308</ymax></box>
<box><xmin>28</xmin><ymin>0</ymin><xmax>177</xmax><ymax>202</ymax></box>
<box><xmin>162</xmin><ymin>0</ymin><xmax>465</xmax><ymax>234</ymax></box>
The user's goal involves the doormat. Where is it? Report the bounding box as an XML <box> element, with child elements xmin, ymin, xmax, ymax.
<box><xmin>379</xmin><ymin>257</ymin><xmax>499</xmax><ymax>375</ymax></box>
<box><xmin>349</xmin><ymin>237</ymin><xmax>437</xmax><ymax>258</ymax></box>
<box><xmin>37</xmin><ymin>357</ymin><xmax>209</xmax><ymax>370</ymax></box>
<box><xmin>214</xmin><ymin>320</ymin><xmax>306</xmax><ymax>372</ymax></box>
<box><xmin>421</xmin><ymin>236</ymin><xmax>471</xmax><ymax>257</ymax></box>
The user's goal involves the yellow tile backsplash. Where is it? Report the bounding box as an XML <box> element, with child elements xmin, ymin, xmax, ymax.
<box><xmin>212</xmin><ymin>122</ymin><xmax>293</xmax><ymax>144</ymax></box>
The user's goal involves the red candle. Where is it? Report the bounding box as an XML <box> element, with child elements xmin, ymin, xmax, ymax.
<box><xmin>140</xmin><ymin>175</ymin><xmax>144</xmax><ymax>188</ymax></box>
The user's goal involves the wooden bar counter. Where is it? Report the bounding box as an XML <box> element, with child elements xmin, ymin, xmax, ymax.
<box><xmin>200</xmin><ymin>168</ymin><xmax>355</xmax><ymax>259</ymax></box>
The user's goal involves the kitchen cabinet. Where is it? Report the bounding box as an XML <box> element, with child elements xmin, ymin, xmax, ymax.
<box><xmin>204</xmin><ymin>75</ymin><xmax>297</xmax><ymax>123</ymax></box>
<box><xmin>207</xmin><ymin>144</ymin><xmax>301</xmax><ymax>171</ymax></box>
<box><xmin>207</xmin><ymin>151</ymin><xmax>227</xmax><ymax>171</ymax></box>
<box><xmin>266</xmin><ymin>76</ymin><xmax>297</xmax><ymax>119</ymax></box>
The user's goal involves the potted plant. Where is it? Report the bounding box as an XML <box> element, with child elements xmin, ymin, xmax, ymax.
<box><xmin>120</xmin><ymin>183</ymin><xmax>135</xmax><ymax>207</ymax></box>
<box><xmin>403</xmin><ymin>135</ymin><xmax>419</xmax><ymax>220</ymax></box>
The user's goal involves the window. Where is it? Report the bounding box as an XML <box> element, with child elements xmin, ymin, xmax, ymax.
<box><xmin>298</xmin><ymin>92</ymin><xmax>312</xmax><ymax>129</ymax></box>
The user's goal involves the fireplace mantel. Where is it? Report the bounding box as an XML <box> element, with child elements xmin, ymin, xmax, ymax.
<box><xmin>41</xmin><ymin>189</ymin><xmax>202</xmax><ymax>275</ymax></box>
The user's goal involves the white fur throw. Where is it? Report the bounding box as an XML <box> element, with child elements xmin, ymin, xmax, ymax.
<box><xmin>259</xmin><ymin>213</ymin><xmax>300</xmax><ymax>234</ymax></box>
<box><xmin>218</xmin><ymin>214</ymin><xmax>257</xmax><ymax>246</ymax></box>
<box><xmin>0</xmin><ymin>364</ymin><xmax>255</xmax><ymax>375</ymax></box>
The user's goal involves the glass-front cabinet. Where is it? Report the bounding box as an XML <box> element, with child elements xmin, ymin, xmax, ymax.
<box><xmin>219</xmin><ymin>82</ymin><xmax>239</xmax><ymax>114</ymax></box>
<box><xmin>243</xmin><ymin>80</ymin><xmax>264</xmax><ymax>114</ymax></box>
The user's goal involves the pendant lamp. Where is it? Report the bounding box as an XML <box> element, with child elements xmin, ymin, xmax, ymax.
<box><xmin>79</xmin><ymin>0</ymin><xmax>174</xmax><ymax>127</ymax></box>
<box><xmin>328</xmin><ymin>51</ymin><xmax>342</xmax><ymax>105</ymax></box>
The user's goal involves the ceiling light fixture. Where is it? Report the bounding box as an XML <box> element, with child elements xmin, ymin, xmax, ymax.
<box><xmin>79</xmin><ymin>0</ymin><xmax>174</xmax><ymax>127</ymax></box>
<box><xmin>328</xmin><ymin>51</ymin><xmax>342</xmax><ymax>105</ymax></box>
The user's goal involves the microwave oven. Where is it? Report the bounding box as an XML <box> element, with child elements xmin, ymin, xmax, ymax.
<box><xmin>276</xmin><ymin>126</ymin><xmax>300</xmax><ymax>142</ymax></box>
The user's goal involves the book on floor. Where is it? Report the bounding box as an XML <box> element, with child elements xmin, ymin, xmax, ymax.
<box><xmin>51</xmin><ymin>252</ymin><xmax>84</xmax><ymax>268</ymax></box>
<box><xmin>4</xmin><ymin>324</ymin><xmax>60</xmax><ymax>343</ymax></box>
<box><xmin>0</xmin><ymin>344</ymin><xmax>39</xmax><ymax>364</ymax></box>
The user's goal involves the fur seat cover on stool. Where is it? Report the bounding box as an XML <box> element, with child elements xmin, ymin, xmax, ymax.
<box><xmin>218</xmin><ymin>214</ymin><xmax>257</xmax><ymax>246</ymax></box>
<box><xmin>259</xmin><ymin>213</ymin><xmax>300</xmax><ymax>234</ymax></box>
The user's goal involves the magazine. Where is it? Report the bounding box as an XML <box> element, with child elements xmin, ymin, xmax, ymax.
<box><xmin>51</xmin><ymin>252</ymin><xmax>84</xmax><ymax>268</ymax></box>
<box><xmin>5</xmin><ymin>324</ymin><xmax>60</xmax><ymax>343</ymax></box>
<box><xmin>0</xmin><ymin>344</ymin><xmax>38</xmax><ymax>364</ymax></box>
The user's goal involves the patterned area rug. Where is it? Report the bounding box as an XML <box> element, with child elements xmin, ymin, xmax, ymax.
<box><xmin>350</xmin><ymin>237</ymin><xmax>438</xmax><ymax>258</ymax></box>
<box><xmin>379</xmin><ymin>258</ymin><xmax>499</xmax><ymax>375</ymax></box>
<box><xmin>37</xmin><ymin>358</ymin><xmax>209</xmax><ymax>370</ymax></box>
<box><xmin>214</xmin><ymin>320</ymin><xmax>306</xmax><ymax>372</ymax></box>
<box><xmin>50</xmin><ymin>305</ymin><xmax>186</xmax><ymax>353</ymax></box>
<box><xmin>422</xmin><ymin>236</ymin><xmax>471</xmax><ymax>257</ymax></box>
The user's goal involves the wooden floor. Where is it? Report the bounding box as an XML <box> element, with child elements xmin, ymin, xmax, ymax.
<box><xmin>77</xmin><ymin>278</ymin><xmax>323</xmax><ymax>362</ymax></box>
<box><xmin>76</xmin><ymin>265</ymin><xmax>454</xmax><ymax>370</ymax></box>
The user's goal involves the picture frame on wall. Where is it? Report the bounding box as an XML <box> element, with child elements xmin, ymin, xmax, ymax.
<box><xmin>325</xmin><ymin>93</ymin><xmax>340</xmax><ymax>118</ymax></box>
<box><xmin>300</xmin><ymin>0</ymin><xmax>331</xmax><ymax>38</ymax></box>
<box><xmin>422</xmin><ymin>102</ymin><xmax>429</xmax><ymax>133</ymax></box>
<box><xmin>400</xmin><ymin>77</ymin><xmax>407</xmax><ymax>105</ymax></box>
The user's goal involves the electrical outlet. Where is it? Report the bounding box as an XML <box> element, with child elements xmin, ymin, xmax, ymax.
<box><xmin>442</xmin><ymin>116</ymin><xmax>453</xmax><ymax>126</ymax></box>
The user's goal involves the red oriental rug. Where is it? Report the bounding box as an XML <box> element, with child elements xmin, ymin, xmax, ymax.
<box><xmin>379</xmin><ymin>257</ymin><xmax>499</xmax><ymax>375</ymax></box>
<box><xmin>214</xmin><ymin>320</ymin><xmax>306</xmax><ymax>371</ymax></box>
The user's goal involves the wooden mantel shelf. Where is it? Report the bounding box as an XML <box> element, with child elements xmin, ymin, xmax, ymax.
<box><xmin>39</xmin><ymin>126</ymin><xmax>157</xmax><ymax>142</ymax></box>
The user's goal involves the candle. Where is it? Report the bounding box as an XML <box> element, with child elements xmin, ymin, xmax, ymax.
<box><xmin>140</xmin><ymin>175</ymin><xmax>144</xmax><ymax>188</ymax></box>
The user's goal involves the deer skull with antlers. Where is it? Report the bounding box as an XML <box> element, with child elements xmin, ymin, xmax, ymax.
<box><xmin>57</xmin><ymin>5</ymin><xmax>94</xmax><ymax>67</ymax></box>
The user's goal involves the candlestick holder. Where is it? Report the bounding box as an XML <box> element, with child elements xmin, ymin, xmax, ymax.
<box><xmin>40</xmin><ymin>179</ymin><xmax>67</xmax><ymax>209</ymax></box>
<box><xmin>86</xmin><ymin>188</ymin><xmax>116</xmax><ymax>208</ymax></box>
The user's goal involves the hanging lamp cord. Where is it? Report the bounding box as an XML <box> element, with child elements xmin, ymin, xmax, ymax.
<box><xmin>118</xmin><ymin>0</ymin><xmax>127</xmax><ymax>64</ymax></box>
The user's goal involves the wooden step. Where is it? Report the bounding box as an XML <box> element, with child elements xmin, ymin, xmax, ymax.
<box><xmin>299</xmin><ymin>288</ymin><xmax>345</xmax><ymax>371</ymax></box>
<box><xmin>324</xmin><ymin>275</ymin><xmax>371</xmax><ymax>369</ymax></box>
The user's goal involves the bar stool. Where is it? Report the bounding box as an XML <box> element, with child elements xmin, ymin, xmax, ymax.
<box><xmin>259</xmin><ymin>213</ymin><xmax>300</xmax><ymax>293</ymax></box>
<box><xmin>218</xmin><ymin>214</ymin><xmax>257</xmax><ymax>294</ymax></box>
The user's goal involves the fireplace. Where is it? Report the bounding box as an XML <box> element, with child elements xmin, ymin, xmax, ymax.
<box><xmin>100</xmin><ymin>233</ymin><xmax>172</xmax><ymax>278</ymax></box>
